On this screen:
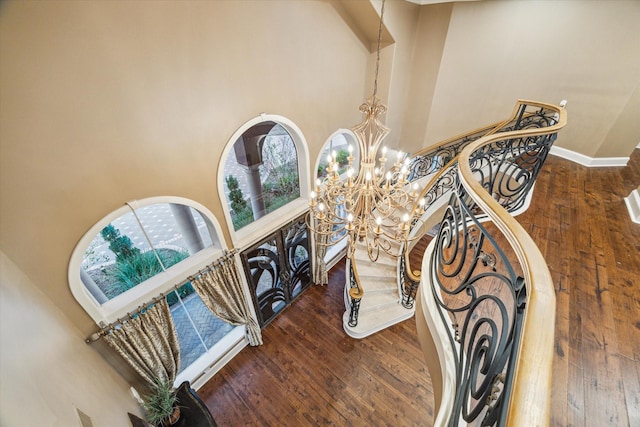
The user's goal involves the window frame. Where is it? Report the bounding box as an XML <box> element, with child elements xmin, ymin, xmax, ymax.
<box><xmin>68</xmin><ymin>196</ymin><xmax>228</xmax><ymax>326</ymax></box>
<box><xmin>218</xmin><ymin>114</ymin><xmax>311</xmax><ymax>250</ymax></box>
<box><xmin>313</xmin><ymin>129</ymin><xmax>359</xmax><ymax>264</ymax></box>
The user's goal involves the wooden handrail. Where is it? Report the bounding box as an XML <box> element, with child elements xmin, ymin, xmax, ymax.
<box><xmin>405</xmin><ymin>98</ymin><xmax>565</xmax><ymax>307</ymax></box>
<box><xmin>457</xmin><ymin>102</ymin><xmax>566</xmax><ymax>426</ymax></box>
<box><xmin>348</xmin><ymin>254</ymin><xmax>364</xmax><ymax>299</ymax></box>
<box><xmin>414</xmin><ymin>100</ymin><xmax>566</xmax><ymax>426</ymax></box>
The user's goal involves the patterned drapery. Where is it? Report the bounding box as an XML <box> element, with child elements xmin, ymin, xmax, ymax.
<box><xmin>190</xmin><ymin>253</ymin><xmax>263</xmax><ymax>346</ymax></box>
<box><xmin>103</xmin><ymin>299</ymin><xmax>180</xmax><ymax>386</ymax></box>
<box><xmin>312</xmin><ymin>226</ymin><xmax>328</xmax><ymax>285</ymax></box>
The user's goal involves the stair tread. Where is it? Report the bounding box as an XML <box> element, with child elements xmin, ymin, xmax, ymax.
<box><xmin>358</xmin><ymin>292</ymin><xmax>399</xmax><ymax>310</ymax></box>
<box><xmin>343</xmin><ymin>303</ymin><xmax>414</xmax><ymax>338</ymax></box>
<box><xmin>357</xmin><ymin>275</ymin><xmax>396</xmax><ymax>292</ymax></box>
<box><xmin>356</xmin><ymin>265</ymin><xmax>398</xmax><ymax>281</ymax></box>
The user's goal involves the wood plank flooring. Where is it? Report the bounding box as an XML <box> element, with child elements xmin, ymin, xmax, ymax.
<box><xmin>198</xmin><ymin>150</ymin><xmax>640</xmax><ymax>426</ymax></box>
<box><xmin>517</xmin><ymin>150</ymin><xmax>640</xmax><ymax>427</ymax></box>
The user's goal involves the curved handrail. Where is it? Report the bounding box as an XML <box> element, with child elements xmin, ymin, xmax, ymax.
<box><xmin>458</xmin><ymin>105</ymin><xmax>566</xmax><ymax>426</ymax></box>
<box><xmin>404</xmin><ymin>99</ymin><xmax>565</xmax><ymax>309</ymax></box>
<box><xmin>416</xmin><ymin>100</ymin><xmax>566</xmax><ymax>426</ymax></box>
<box><xmin>408</xmin><ymin>98</ymin><xmax>564</xmax><ymax>183</ymax></box>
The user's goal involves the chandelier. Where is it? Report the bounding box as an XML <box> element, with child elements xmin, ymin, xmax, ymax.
<box><xmin>307</xmin><ymin>0</ymin><xmax>425</xmax><ymax>262</ymax></box>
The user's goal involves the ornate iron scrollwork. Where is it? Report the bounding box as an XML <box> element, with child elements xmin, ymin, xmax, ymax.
<box><xmin>347</xmin><ymin>264</ymin><xmax>361</xmax><ymax>327</ymax></box>
<box><xmin>399</xmin><ymin>253</ymin><xmax>419</xmax><ymax>309</ymax></box>
<box><xmin>408</xmin><ymin>133</ymin><xmax>486</xmax><ymax>183</ymax></box>
<box><xmin>431</xmin><ymin>180</ymin><xmax>527</xmax><ymax>426</ymax></box>
<box><xmin>240</xmin><ymin>213</ymin><xmax>311</xmax><ymax>326</ymax></box>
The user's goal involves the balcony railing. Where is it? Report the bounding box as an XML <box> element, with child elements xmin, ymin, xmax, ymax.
<box><xmin>415</xmin><ymin>100</ymin><xmax>567</xmax><ymax>426</ymax></box>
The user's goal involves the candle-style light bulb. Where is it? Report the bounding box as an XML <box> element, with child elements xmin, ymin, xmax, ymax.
<box><xmin>346</xmin><ymin>213</ymin><xmax>354</xmax><ymax>231</ymax></box>
<box><xmin>375</xmin><ymin>216</ymin><xmax>382</xmax><ymax>234</ymax></box>
<box><xmin>401</xmin><ymin>214</ymin><xmax>410</xmax><ymax>231</ymax></box>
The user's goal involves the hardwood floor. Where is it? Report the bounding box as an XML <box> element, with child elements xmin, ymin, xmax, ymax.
<box><xmin>198</xmin><ymin>261</ymin><xmax>435</xmax><ymax>426</ymax></box>
<box><xmin>198</xmin><ymin>150</ymin><xmax>640</xmax><ymax>426</ymax></box>
<box><xmin>517</xmin><ymin>150</ymin><xmax>640</xmax><ymax>427</ymax></box>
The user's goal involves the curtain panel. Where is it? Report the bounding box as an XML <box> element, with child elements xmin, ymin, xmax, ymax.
<box><xmin>190</xmin><ymin>253</ymin><xmax>263</xmax><ymax>346</ymax></box>
<box><xmin>103</xmin><ymin>299</ymin><xmax>180</xmax><ymax>386</ymax></box>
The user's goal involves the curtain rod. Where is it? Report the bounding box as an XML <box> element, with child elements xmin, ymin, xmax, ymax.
<box><xmin>85</xmin><ymin>249</ymin><xmax>238</xmax><ymax>343</ymax></box>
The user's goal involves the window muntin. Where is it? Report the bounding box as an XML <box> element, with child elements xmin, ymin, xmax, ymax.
<box><xmin>167</xmin><ymin>282</ymin><xmax>235</xmax><ymax>373</ymax></box>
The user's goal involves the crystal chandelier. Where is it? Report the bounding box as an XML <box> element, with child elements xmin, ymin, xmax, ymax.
<box><xmin>307</xmin><ymin>0</ymin><xmax>425</xmax><ymax>262</ymax></box>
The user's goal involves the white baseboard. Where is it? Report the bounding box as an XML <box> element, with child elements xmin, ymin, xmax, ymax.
<box><xmin>624</xmin><ymin>189</ymin><xmax>640</xmax><ymax>225</ymax></box>
<box><xmin>550</xmin><ymin>146</ymin><xmax>629</xmax><ymax>167</ymax></box>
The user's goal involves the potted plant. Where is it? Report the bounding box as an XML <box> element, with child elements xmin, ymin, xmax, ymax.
<box><xmin>142</xmin><ymin>377</ymin><xmax>180</xmax><ymax>426</ymax></box>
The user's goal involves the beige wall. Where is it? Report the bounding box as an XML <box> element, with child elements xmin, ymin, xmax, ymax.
<box><xmin>1</xmin><ymin>0</ymin><xmax>639</xmax><ymax>405</ymax></box>
<box><xmin>0</xmin><ymin>0</ymin><xmax>370</xmax><ymax>335</ymax></box>
<box><xmin>418</xmin><ymin>0</ymin><xmax>640</xmax><ymax>158</ymax></box>
<box><xmin>399</xmin><ymin>2</ymin><xmax>454</xmax><ymax>154</ymax></box>
<box><xmin>596</xmin><ymin>82</ymin><xmax>640</xmax><ymax>158</ymax></box>
<box><xmin>0</xmin><ymin>251</ymin><xmax>141</xmax><ymax>426</ymax></box>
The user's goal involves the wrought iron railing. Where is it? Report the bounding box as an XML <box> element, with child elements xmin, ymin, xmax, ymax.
<box><xmin>347</xmin><ymin>99</ymin><xmax>565</xmax><ymax>332</ymax></box>
<box><xmin>401</xmin><ymin>100</ymin><xmax>564</xmax><ymax>311</ymax></box>
<box><xmin>346</xmin><ymin>256</ymin><xmax>363</xmax><ymax>327</ymax></box>
<box><xmin>415</xmin><ymin>100</ymin><xmax>567</xmax><ymax>426</ymax></box>
<box><xmin>407</xmin><ymin>99</ymin><xmax>564</xmax><ymax>184</ymax></box>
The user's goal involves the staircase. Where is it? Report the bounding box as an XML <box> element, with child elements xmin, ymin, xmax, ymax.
<box><xmin>343</xmin><ymin>240</ymin><xmax>410</xmax><ymax>338</ymax></box>
<box><xmin>342</xmin><ymin>99</ymin><xmax>567</xmax><ymax>339</ymax></box>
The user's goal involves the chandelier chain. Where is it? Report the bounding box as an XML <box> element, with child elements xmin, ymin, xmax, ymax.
<box><xmin>373</xmin><ymin>0</ymin><xmax>386</xmax><ymax>99</ymax></box>
<box><xmin>306</xmin><ymin>0</ymin><xmax>424</xmax><ymax>263</ymax></box>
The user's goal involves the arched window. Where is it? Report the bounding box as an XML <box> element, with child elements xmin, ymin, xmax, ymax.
<box><xmin>219</xmin><ymin>114</ymin><xmax>310</xmax><ymax>249</ymax></box>
<box><xmin>70</xmin><ymin>197</ymin><xmax>227</xmax><ymax>321</ymax></box>
<box><xmin>69</xmin><ymin>197</ymin><xmax>245</xmax><ymax>382</ymax></box>
<box><xmin>314</xmin><ymin>130</ymin><xmax>359</xmax><ymax>264</ymax></box>
<box><xmin>79</xmin><ymin>202</ymin><xmax>218</xmax><ymax>302</ymax></box>
<box><xmin>316</xmin><ymin>130</ymin><xmax>360</xmax><ymax>181</ymax></box>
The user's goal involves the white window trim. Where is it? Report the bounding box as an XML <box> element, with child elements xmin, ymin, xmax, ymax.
<box><xmin>68</xmin><ymin>196</ymin><xmax>229</xmax><ymax>326</ymax></box>
<box><xmin>218</xmin><ymin>113</ymin><xmax>312</xmax><ymax>250</ymax></box>
<box><xmin>313</xmin><ymin>129</ymin><xmax>359</xmax><ymax>262</ymax></box>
